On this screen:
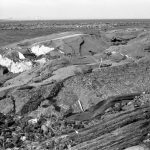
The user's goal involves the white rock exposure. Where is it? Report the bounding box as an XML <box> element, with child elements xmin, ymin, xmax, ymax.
<box><xmin>0</xmin><ymin>55</ymin><xmax>32</xmax><ymax>73</ymax></box>
<box><xmin>10</xmin><ymin>61</ymin><xmax>32</xmax><ymax>73</ymax></box>
<box><xmin>35</xmin><ymin>58</ymin><xmax>47</xmax><ymax>64</ymax></box>
<box><xmin>18</xmin><ymin>52</ymin><xmax>25</xmax><ymax>60</ymax></box>
<box><xmin>0</xmin><ymin>45</ymin><xmax>55</xmax><ymax>73</ymax></box>
<box><xmin>31</xmin><ymin>45</ymin><xmax>54</xmax><ymax>56</ymax></box>
<box><xmin>0</xmin><ymin>55</ymin><xmax>12</xmax><ymax>68</ymax></box>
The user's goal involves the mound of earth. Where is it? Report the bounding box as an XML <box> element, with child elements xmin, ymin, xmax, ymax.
<box><xmin>104</xmin><ymin>32</ymin><xmax>150</xmax><ymax>61</ymax></box>
<box><xmin>105</xmin><ymin>28</ymin><xmax>145</xmax><ymax>45</ymax></box>
<box><xmin>0</xmin><ymin>29</ymin><xmax>150</xmax><ymax>150</ymax></box>
<box><xmin>92</xmin><ymin>30</ymin><xmax>150</xmax><ymax>67</ymax></box>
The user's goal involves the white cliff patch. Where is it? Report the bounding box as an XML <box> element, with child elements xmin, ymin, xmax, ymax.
<box><xmin>0</xmin><ymin>55</ymin><xmax>13</xmax><ymax>68</ymax></box>
<box><xmin>18</xmin><ymin>52</ymin><xmax>25</xmax><ymax>60</ymax></box>
<box><xmin>31</xmin><ymin>45</ymin><xmax>54</xmax><ymax>56</ymax></box>
<box><xmin>35</xmin><ymin>58</ymin><xmax>47</xmax><ymax>64</ymax></box>
<box><xmin>0</xmin><ymin>54</ymin><xmax>32</xmax><ymax>73</ymax></box>
<box><xmin>10</xmin><ymin>61</ymin><xmax>32</xmax><ymax>73</ymax></box>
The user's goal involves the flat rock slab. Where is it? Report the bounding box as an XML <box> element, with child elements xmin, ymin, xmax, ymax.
<box><xmin>56</xmin><ymin>58</ymin><xmax>150</xmax><ymax>113</ymax></box>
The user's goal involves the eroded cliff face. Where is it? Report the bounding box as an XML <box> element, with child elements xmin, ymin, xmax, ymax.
<box><xmin>0</xmin><ymin>31</ymin><xmax>109</xmax><ymax>74</ymax></box>
<box><xmin>2</xmin><ymin>29</ymin><xmax>150</xmax><ymax>74</ymax></box>
<box><xmin>0</xmin><ymin>30</ymin><xmax>150</xmax><ymax>149</ymax></box>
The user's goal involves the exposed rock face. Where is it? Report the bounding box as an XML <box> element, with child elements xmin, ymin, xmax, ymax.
<box><xmin>0</xmin><ymin>56</ymin><xmax>93</xmax><ymax>115</ymax></box>
<box><xmin>0</xmin><ymin>57</ymin><xmax>150</xmax><ymax>116</ymax></box>
<box><xmin>1</xmin><ymin>30</ymin><xmax>150</xmax><ymax>149</ymax></box>
<box><xmin>57</xmin><ymin>34</ymin><xmax>109</xmax><ymax>56</ymax></box>
<box><xmin>105</xmin><ymin>31</ymin><xmax>150</xmax><ymax>60</ymax></box>
<box><xmin>15</xmin><ymin>82</ymin><xmax>63</xmax><ymax>115</ymax></box>
<box><xmin>105</xmin><ymin>28</ymin><xmax>145</xmax><ymax>45</ymax></box>
<box><xmin>0</xmin><ymin>32</ymin><xmax>109</xmax><ymax>74</ymax></box>
<box><xmin>31</xmin><ymin>45</ymin><xmax>55</xmax><ymax>56</ymax></box>
<box><xmin>0</xmin><ymin>54</ymin><xmax>32</xmax><ymax>73</ymax></box>
<box><xmin>56</xmin><ymin>58</ymin><xmax>150</xmax><ymax>113</ymax></box>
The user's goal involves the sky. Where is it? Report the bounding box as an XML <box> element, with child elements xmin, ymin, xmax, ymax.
<box><xmin>0</xmin><ymin>0</ymin><xmax>150</xmax><ymax>20</ymax></box>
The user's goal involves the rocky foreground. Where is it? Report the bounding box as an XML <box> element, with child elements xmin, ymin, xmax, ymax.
<box><xmin>0</xmin><ymin>29</ymin><xmax>150</xmax><ymax>149</ymax></box>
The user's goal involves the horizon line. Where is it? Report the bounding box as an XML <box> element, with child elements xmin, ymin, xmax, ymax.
<box><xmin>1</xmin><ymin>18</ymin><xmax>150</xmax><ymax>21</ymax></box>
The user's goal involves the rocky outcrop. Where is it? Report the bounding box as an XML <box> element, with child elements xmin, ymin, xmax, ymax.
<box><xmin>1</xmin><ymin>30</ymin><xmax>150</xmax><ymax>149</ymax></box>
<box><xmin>105</xmin><ymin>28</ymin><xmax>145</xmax><ymax>45</ymax></box>
<box><xmin>0</xmin><ymin>32</ymin><xmax>110</xmax><ymax>75</ymax></box>
<box><xmin>104</xmin><ymin>31</ymin><xmax>150</xmax><ymax>62</ymax></box>
<box><xmin>0</xmin><ymin>57</ymin><xmax>150</xmax><ymax>117</ymax></box>
<box><xmin>56</xmin><ymin>58</ymin><xmax>150</xmax><ymax>114</ymax></box>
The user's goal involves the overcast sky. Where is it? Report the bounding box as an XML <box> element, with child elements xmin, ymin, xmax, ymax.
<box><xmin>0</xmin><ymin>0</ymin><xmax>150</xmax><ymax>20</ymax></box>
